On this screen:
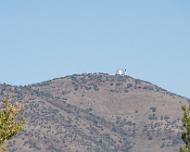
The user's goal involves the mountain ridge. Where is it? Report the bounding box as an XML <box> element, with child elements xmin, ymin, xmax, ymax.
<box><xmin>0</xmin><ymin>73</ymin><xmax>189</xmax><ymax>152</ymax></box>
<box><xmin>0</xmin><ymin>73</ymin><xmax>189</xmax><ymax>101</ymax></box>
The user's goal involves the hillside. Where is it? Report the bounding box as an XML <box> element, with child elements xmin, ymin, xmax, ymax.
<box><xmin>0</xmin><ymin>73</ymin><xmax>189</xmax><ymax>152</ymax></box>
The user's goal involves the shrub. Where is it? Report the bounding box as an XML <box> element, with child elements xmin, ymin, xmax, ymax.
<box><xmin>0</xmin><ymin>99</ymin><xmax>24</xmax><ymax>151</ymax></box>
<box><xmin>179</xmin><ymin>105</ymin><xmax>190</xmax><ymax>152</ymax></box>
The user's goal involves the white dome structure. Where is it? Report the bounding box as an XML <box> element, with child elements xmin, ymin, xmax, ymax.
<box><xmin>116</xmin><ymin>69</ymin><xmax>126</xmax><ymax>76</ymax></box>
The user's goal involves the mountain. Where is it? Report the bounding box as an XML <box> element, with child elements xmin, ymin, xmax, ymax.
<box><xmin>0</xmin><ymin>73</ymin><xmax>189</xmax><ymax>152</ymax></box>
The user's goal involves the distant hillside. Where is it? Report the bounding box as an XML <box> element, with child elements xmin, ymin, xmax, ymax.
<box><xmin>0</xmin><ymin>73</ymin><xmax>189</xmax><ymax>152</ymax></box>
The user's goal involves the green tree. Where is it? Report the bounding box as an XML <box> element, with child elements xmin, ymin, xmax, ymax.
<box><xmin>180</xmin><ymin>105</ymin><xmax>190</xmax><ymax>152</ymax></box>
<box><xmin>0</xmin><ymin>99</ymin><xmax>24</xmax><ymax>151</ymax></box>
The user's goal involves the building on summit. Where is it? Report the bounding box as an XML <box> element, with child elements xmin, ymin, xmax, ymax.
<box><xmin>116</xmin><ymin>68</ymin><xmax>127</xmax><ymax>76</ymax></box>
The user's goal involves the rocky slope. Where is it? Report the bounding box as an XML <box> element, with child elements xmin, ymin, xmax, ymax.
<box><xmin>0</xmin><ymin>73</ymin><xmax>189</xmax><ymax>152</ymax></box>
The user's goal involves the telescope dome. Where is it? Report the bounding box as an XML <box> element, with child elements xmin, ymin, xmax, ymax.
<box><xmin>116</xmin><ymin>69</ymin><xmax>125</xmax><ymax>75</ymax></box>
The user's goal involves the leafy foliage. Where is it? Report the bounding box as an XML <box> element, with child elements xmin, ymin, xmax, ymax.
<box><xmin>0</xmin><ymin>99</ymin><xmax>24</xmax><ymax>151</ymax></box>
<box><xmin>179</xmin><ymin>105</ymin><xmax>190</xmax><ymax>152</ymax></box>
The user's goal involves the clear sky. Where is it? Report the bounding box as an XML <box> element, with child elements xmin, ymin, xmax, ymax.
<box><xmin>0</xmin><ymin>0</ymin><xmax>189</xmax><ymax>98</ymax></box>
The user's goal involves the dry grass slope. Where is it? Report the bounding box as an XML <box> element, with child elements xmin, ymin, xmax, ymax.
<box><xmin>0</xmin><ymin>73</ymin><xmax>189</xmax><ymax>152</ymax></box>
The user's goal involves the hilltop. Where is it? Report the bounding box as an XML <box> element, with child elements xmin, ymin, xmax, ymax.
<box><xmin>0</xmin><ymin>73</ymin><xmax>189</xmax><ymax>152</ymax></box>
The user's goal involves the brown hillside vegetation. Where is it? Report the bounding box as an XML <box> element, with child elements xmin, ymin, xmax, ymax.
<box><xmin>0</xmin><ymin>73</ymin><xmax>189</xmax><ymax>152</ymax></box>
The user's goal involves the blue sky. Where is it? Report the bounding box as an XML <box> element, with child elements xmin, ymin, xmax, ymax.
<box><xmin>0</xmin><ymin>0</ymin><xmax>189</xmax><ymax>98</ymax></box>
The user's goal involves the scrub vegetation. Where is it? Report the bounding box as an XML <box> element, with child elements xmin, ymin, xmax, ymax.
<box><xmin>0</xmin><ymin>99</ymin><xmax>24</xmax><ymax>151</ymax></box>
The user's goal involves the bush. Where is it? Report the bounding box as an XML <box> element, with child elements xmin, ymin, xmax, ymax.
<box><xmin>179</xmin><ymin>105</ymin><xmax>190</xmax><ymax>152</ymax></box>
<box><xmin>0</xmin><ymin>99</ymin><xmax>24</xmax><ymax>151</ymax></box>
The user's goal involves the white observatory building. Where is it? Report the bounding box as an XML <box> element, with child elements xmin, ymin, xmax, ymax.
<box><xmin>116</xmin><ymin>68</ymin><xmax>127</xmax><ymax>76</ymax></box>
